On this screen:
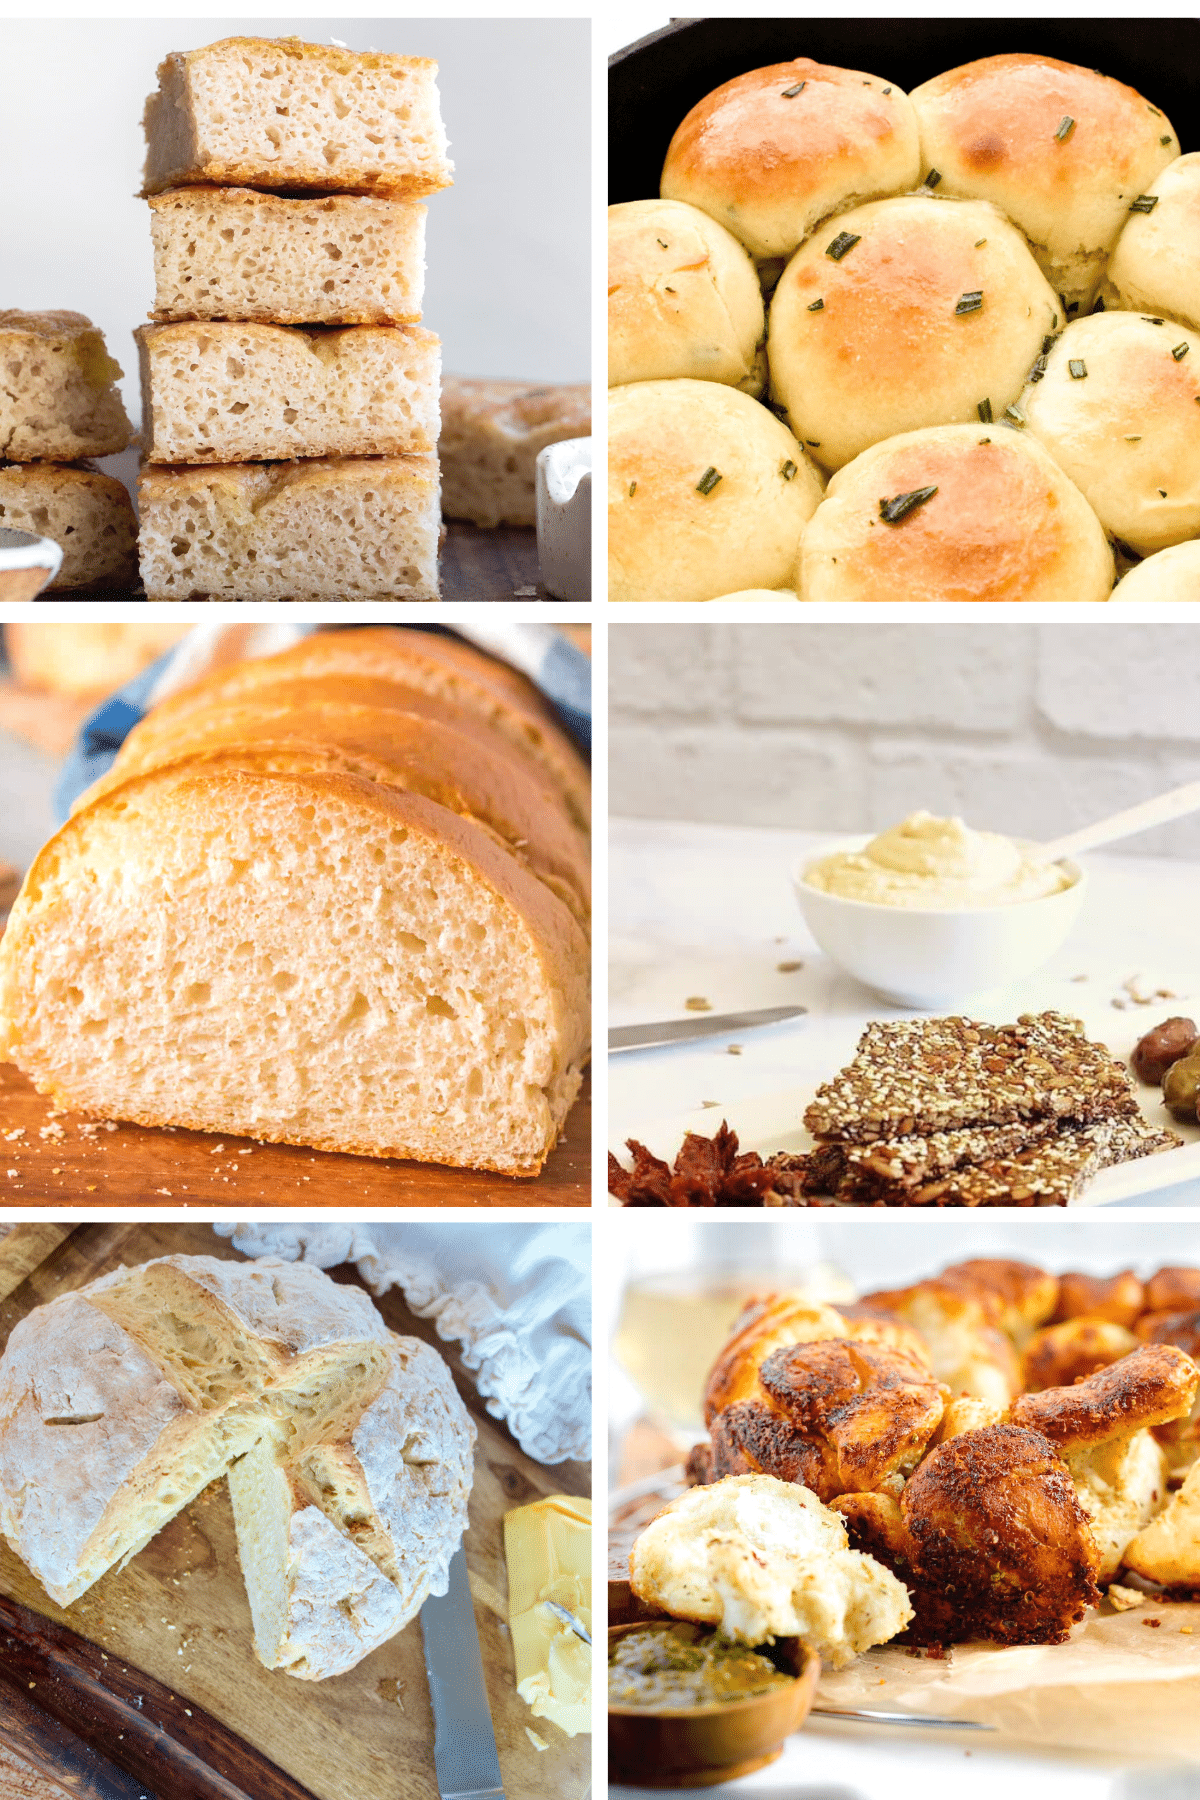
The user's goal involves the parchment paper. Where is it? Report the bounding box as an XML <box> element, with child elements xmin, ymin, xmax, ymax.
<box><xmin>818</xmin><ymin>1599</ymin><xmax>1200</xmax><ymax>1759</ymax></box>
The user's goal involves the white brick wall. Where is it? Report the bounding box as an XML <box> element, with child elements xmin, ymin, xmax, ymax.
<box><xmin>610</xmin><ymin>624</ymin><xmax>1200</xmax><ymax>858</ymax></box>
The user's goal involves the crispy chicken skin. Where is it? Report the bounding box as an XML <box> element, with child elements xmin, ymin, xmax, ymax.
<box><xmin>839</xmin><ymin>1424</ymin><xmax>1101</xmax><ymax>1646</ymax></box>
<box><xmin>938</xmin><ymin>1258</ymin><xmax>1059</xmax><ymax>1349</ymax></box>
<box><xmin>1052</xmin><ymin>1270</ymin><xmax>1145</xmax><ymax>1328</ymax></box>
<box><xmin>708</xmin><ymin>1338</ymin><xmax>945</xmax><ymax>1502</ymax></box>
<box><xmin>1022</xmin><ymin>1318</ymin><xmax>1139</xmax><ymax>1392</ymax></box>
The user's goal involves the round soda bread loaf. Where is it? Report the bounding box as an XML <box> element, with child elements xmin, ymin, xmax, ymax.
<box><xmin>609</xmin><ymin>378</ymin><xmax>823</xmax><ymax>602</ymax></box>
<box><xmin>0</xmin><ymin>763</ymin><xmax>589</xmax><ymax>1176</ymax></box>
<box><xmin>908</xmin><ymin>54</ymin><xmax>1180</xmax><ymax>311</ymax></box>
<box><xmin>0</xmin><ymin>1255</ymin><xmax>475</xmax><ymax>1679</ymax></box>
<box><xmin>1100</xmin><ymin>152</ymin><xmax>1200</xmax><ymax>333</ymax></box>
<box><xmin>767</xmin><ymin>194</ymin><xmax>1059</xmax><ymax>473</ymax></box>
<box><xmin>1019</xmin><ymin>312</ymin><xmax>1200</xmax><ymax>557</ymax></box>
<box><xmin>608</xmin><ymin>198</ymin><xmax>765</xmax><ymax>391</ymax></box>
<box><xmin>660</xmin><ymin>59</ymin><xmax>920</xmax><ymax>262</ymax></box>
<box><xmin>797</xmin><ymin>423</ymin><xmax>1114</xmax><ymax>602</ymax></box>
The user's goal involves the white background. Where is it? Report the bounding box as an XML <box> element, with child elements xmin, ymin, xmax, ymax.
<box><xmin>1</xmin><ymin>16</ymin><xmax>591</xmax><ymax>428</ymax></box>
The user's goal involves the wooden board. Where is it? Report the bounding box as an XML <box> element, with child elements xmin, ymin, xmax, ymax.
<box><xmin>0</xmin><ymin>1065</ymin><xmax>590</xmax><ymax>1207</ymax></box>
<box><xmin>0</xmin><ymin>1224</ymin><xmax>592</xmax><ymax>1800</ymax></box>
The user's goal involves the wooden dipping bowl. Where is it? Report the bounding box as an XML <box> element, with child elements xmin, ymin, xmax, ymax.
<box><xmin>608</xmin><ymin>1580</ymin><xmax>820</xmax><ymax>1788</ymax></box>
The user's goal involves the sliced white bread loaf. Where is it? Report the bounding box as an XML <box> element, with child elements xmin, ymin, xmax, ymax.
<box><xmin>137</xmin><ymin>457</ymin><xmax>441</xmax><ymax>602</ymax></box>
<box><xmin>149</xmin><ymin>187</ymin><xmax>426</xmax><ymax>326</ymax></box>
<box><xmin>0</xmin><ymin>312</ymin><xmax>133</xmax><ymax>462</ymax></box>
<box><xmin>143</xmin><ymin>37</ymin><xmax>452</xmax><ymax>199</ymax></box>
<box><xmin>77</xmin><ymin>702</ymin><xmax>590</xmax><ymax>929</ymax></box>
<box><xmin>124</xmin><ymin>626</ymin><xmax>592</xmax><ymax>833</ymax></box>
<box><xmin>0</xmin><ymin>763</ymin><xmax>589</xmax><ymax>1174</ymax></box>
<box><xmin>440</xmin><ymin>378</ymin><xmax>592</xmax><ymax>528</ymax></box>
<box><xmin>0</xmin><ymin>1255</ymin><xmax>475</xmax><ymax>1679</ymax></box>
<box><xmin>137</xmin><ymin>322</ymin><xmax>440</xmax><ymax>464</ymax></box>
<box><xmin>0</xmin><ymin>464</ymin><xmax>138</xmax><ymax>591</ymax></box>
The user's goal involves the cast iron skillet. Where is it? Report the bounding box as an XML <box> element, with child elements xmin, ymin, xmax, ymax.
<box><xmin>609</xmin><ymin>19</ymin><xmax>1200</xmax><ymax>203</ymax></box>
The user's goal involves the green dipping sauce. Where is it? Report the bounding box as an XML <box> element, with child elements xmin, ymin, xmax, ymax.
<box><xmin>608</xmin><ymin>1623</ymin><xmax>794</xmax><ymax>1709</ymax></box>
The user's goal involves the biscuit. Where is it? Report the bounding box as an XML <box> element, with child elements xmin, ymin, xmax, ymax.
<box><xmin>1101</xmin><ymin>152</ymin><xmax>1200</xmax><ymax>334</ymax></box>
<box><xmin>609</xmin><ymin>378</ymin><xmax>822</xmax><ymax>603</ymax></box>
<box><xmin>1020</xmin><ymin>312</ymin><xmax>1200</xmax><ymax>556</ymax></box>
<box><xmin>137</xmin><ymin>456</ymin><xmax>440</xmax><ymax>600</ymax></box>
<box><xmin>0</xmin><ymin>311</ymin><xmax>132</xmax><ymax>463</ymax></box>
<box><xmin>909</xmin><ymin>54</ymin><xmax>1180</xmax><ymax>311</ymax></box>
<box><xmin>149</xmin><ymin>187</ymin><xmax>426</xmax><ymax>326</ymax></box>
<box><xmin>608</xmin><ymin>198</ymin><xmax>764</xmax><ymax>391</ymax></box>
<box><xmin>0</xmin><ymin>464</ymin><xmax>138</xmax><ymax>592</ymax></box>
<box><xmin>661</xmin><ymin>59</ymin><xmax>920</xmax><ymax>261</ymax></box>
<box><xmin>797</xmin><ymin>423</ymin><xmax>1113</xmax><ymax>602</ymax></box>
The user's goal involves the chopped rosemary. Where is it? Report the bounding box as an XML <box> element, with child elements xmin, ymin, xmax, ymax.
<box><xmin>657</xmin><ymin>238</ymin><xmax>669</xmax><ymax>248</ymax></box>
<box><xmin>806</xmin><ymin>439</ymin><xmax>821</xmax><ymax>447</ymax></box>
<box><xmin>1143</xmin><ymin>317</ymin><xmax>1165</xmax><ymax>325</ymax></box>
<box><xmin>825</xmin><ymin>231</ymin><xmax>861</xmax><ymax>261</ymax></box>
<box><xmin>1051</xmin><ymin>313</ymin><xmax>1058</xmax><ymax>330</ymax></box>
<box><xmin>1124</xmin><ymin>435</ymin><xmax>1142</xmax><ymax>442</ymax></box>
<box><xmin>1042</xmin><ymin>334</ymin><xmax>1059</xmax><ymax>355</ymax></box>
<box><xmin>956</xmin><ymin>291</ymin><xmax>984</xmax><ymax>315</ymax></box>
<box><xmin>879</xmin><ymin>485</ymin><xmax>938</xmax><ymax>524</ymax></box>
<box><xmin>780</xmin><ymin>459</ymin><xmax>798</xmax><ymax>480</ymax></box>
<box><xmin>1159</xmin><ymin>489</ymin><xmax>1168</xmax><ymax>498</ymax></box>
<box><xmin>974</xmin><ymin>238</ymin><xmax>987</xmax><ymax>247</ymax></box>
<box><xmin>628</xmin><ymin>481</ymin><xmax>637</xmax><ymax>496</ymax></box>
<box><xmin>924</xmin><ymin>169</ymin><xmax>942</xmax><ymax>189</ymax></box>
<box><xmin>807</xmin><ymin>298</ymin><xmax>825</xmax><ymax>311</ymax></box>
<box><xmin>1149</xmin><ymin>104</ymin><xmax>1163</xmax><ymax>117</ymax></box>
<box><xmin>1068</xmin><ymin>359</ymin><xmax>1088</xmax><ymax>379</ymax></box>
<box><xmin>781</xmin><ymin>81</ymin><xmax>806</xmax><ymax>97</ymax></box>
<box><xmin>979</xmin><ymin>436</ymin><xmax>991</xmax><ymax>445</ymax></box>
<box><xmin>1129</xmin><ymin>195</ymin><xmax>1159</xmax><ymax>213</ymax></box>
<box><xmin>882</xmin><ymin>86</ymin><xmax>892</xmax><ymax>95</ymax></box>
<box><xmin>1172</xmin><ymin>343</ymin><xmax>1190</xmax><ymax>361</ymax></box>
<box><xmin>1055</xmin><ymin>115</ymin><xmax>1075</xmax><ymax>141</ymax></box>
<box><xmin>1028</xmin><ymin>354</ymin><xmax>1049</xmax><ymax>383</ymax></box>
<box><xmin>664</xmin><ymin>285</ymin><xmax>676</xmax><ymax>293</ymax></box>
<box><xmin>1005</xmin><ymin>404</ymin><xmax>1026</xmax><ymax>426</ymax></box>
<box><xmin>1162</xmin><ymin>135</ymin><xmax>1173</xmax><ymax>146</ymax></box>
<box><xmin>696</xmin><ymin>466</ymin><xmax>723</xmax><ymax>496</ymax></box>
<box><xmin>977</xmin><ymin>398</ymin><xmax>993</xmax><ymax>422</ymax></box>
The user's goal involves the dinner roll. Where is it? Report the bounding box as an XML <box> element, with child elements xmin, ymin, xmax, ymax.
<box><xmin>608</xmin><ymin>379</ymin><xmax>822</xmax><ymax>603</ymax></box>
<box><xmin>660</xmin><ymin>59</ymin><xmax>920</xmax><ymax>262</ymax></box>
<box><xmin>909</xmin><ymin>54</ymin><xmax>1180</xmax><ymax>311</ymax></box>
<box><xmin>1112</xmin><ymin>541</ymin><xmax>1200</xmax><ymax>600</ymax></box>
<box><xmin>1100</xmin><ymin>152</ymin><xmax>1200</xmax><ymax>333</ymax></box>
<box><xmin>608</xmin><ymin>199</ymin><xmax>764</xmax><ymax>391</ymax></box>
<box><xmin>768</xmin><ymin>194</ymin><xmax>1059</xmax><ymax>471</ymax></box>
<box><xmin>1020</xmin><ymin>313</ymin><xmax>1200</xmax><ymax>556</ymax></box>
<box><xmin>797</xmin><ymin>423</ymin><xmax>1114</xmax><ymax>602</ymax></box>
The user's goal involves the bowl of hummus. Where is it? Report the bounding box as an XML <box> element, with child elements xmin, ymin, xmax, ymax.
<box><xmin>793</xmin><ymin>812</ymin><xmax>1086</xmax><ymax>1006</ymax></box>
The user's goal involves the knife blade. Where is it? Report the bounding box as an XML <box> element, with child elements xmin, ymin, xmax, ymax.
<box><xmin>609</xmin><ymin>1004</ymin><xmax>808</xmax><ymax>1052</ymax></box>
<box><xmin>420</xmin><ymin>1548</ymin><xmax>506</xmax><ymax>1800</ymax></box>
<box><xmin>811</xmin><ymin>1707</ymin><xmax>995</xmax><ymax>1730</ymax></box>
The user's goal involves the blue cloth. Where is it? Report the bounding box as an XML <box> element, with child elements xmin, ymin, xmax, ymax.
<box><xmin>54</xmin><ymin>624</ymin><xmax>591</xmax><ymax>819</ymax></box>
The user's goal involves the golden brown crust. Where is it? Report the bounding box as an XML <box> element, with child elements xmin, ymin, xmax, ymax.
<box><xmin>938</xmin><ymin>1258</ymin><xmax>1059</xmax><ymax>1341</ymax></box>
<box><xmin>1144</xmin><ymin>1268</ymin><xmax>1200</xmax><ymax>1315</ymax></box>
<box><xmin>1022</xmin><ymin>1319</ymin><xmax>1140</xmax><ymax>1393</ymax></box>
<box><xmin>1052</xmin><ymin>1270</ymin><xmax>1145</xmax><ymax>1328</ymax></box>
<box><xmin>1010</xmin><ymin>1343</ymin><xmax>1198</xmax><ymax>1447</ymax></box>
<box><xmin>702</xmin><ymin>1294</ymin><xmax>850</xmax><ymax>1423</ymax></box>
<box><xmin>1135</xmin><ymin>1307</ymin><xmax>1200</xmax><ymax>1361</ymax></box>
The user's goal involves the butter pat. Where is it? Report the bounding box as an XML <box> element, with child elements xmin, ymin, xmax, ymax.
<box><xmin>504</xmin><ymin>1493</ymin><xmax>592</xmax><ymax>1737</ymax></box>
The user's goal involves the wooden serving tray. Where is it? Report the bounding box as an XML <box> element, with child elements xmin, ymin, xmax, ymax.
<box><xmin>0</xmin><ymin>1065</ymin><xmax>589</xmax><ymax>1206</ymax></box>
<box><xmin>0</xmin><ymin>1223</ymin><xmax>592</xmax><ymax>1800</ymax></box>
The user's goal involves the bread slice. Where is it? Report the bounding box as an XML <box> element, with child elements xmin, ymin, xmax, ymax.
<box><xmin>0</xmin><ymin>464</ymin><xmax>138</xmax><ymax>591</ymax></box>
<box><xmin>128</xmin><ymin>627</ymin><xmax>592</xmax><ymax>831</ymax></box>
<box><xmin>137</xmin><ymin>457</ymin><xmax>440</xmax><ymax>601</ymax></box>
<box><xmin>440</xmin><ymin>378</ymin><xmax>591</xmax><ymax>527</ymax></box>
<box><xmin>137</xmin><ymin>321</ymin><xmax>439</xmax><ymax>464</ymax></box>
<box><xmin>148</xmin><ymin>187</ymin><xmax>426</xmax><ymax>326</ymax></box>
<box><xmin>78</xmin><ymin>702</ymin><xmax>591</xmax><ymax>929</ymax></box>
<box><xmin>0</xmin><ymin>312</ymin><xmax>132</xmax><ymax>462</ymax></box>
<box><xmin>143</xmin><ymin>36</ymin><xmax>452</xmax><ymax>199</ymax></box>
<box><xmin>0</xmin><ymin>763</ymin><xmax>589</xmax><ymax>1174</ymax></box>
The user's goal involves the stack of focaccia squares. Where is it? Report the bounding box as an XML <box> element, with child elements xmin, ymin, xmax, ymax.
<box><xmin>0</xmin><ymin>311</ymin><xmax>139</xmax><ymax>592</ymax></box>
<box><xmin>136</xmin><ymin>35</ymin><xmax>451</xmax><ymax>601</ymax></box>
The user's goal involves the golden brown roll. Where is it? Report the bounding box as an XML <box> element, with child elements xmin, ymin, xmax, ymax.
<box><xmin>1112</xmin><ymin>541</ymin><xmax>1200</xmax><ymax>600</ymax></box>
<box><xmin>1022</xmin><ymin>1318</ymin><xmax>1139</xmax><ymax>1392</ymax></box>
<box><xmin>767</xmin><ymin>194</ymin><xmax>1058</xmax><ymax>472</ymax></box>
<box><xmin>937</xmin><ymin>1258</ymin><xmax>1058</xmax><ymax>1349</ymax></box>
<box><xmin>1011</xmin><ymin>1343</ymin><xmax>1198</xmax><ymax>1447</ymax></box>
<box><xmin>660</xmin><ymin>59</ymin><xmax>920</xmax><ymax>261</ymax></box>
<box><xmin>1099</xmin><ymin>151</ymin><xmax>1200</xmax><ymax>331</ymax></box>
<box><xmin>608</xmin><ymin>378</ymin><xmax>823</xmax><ymax>602</ymax></box>
<box><xmin>909</xmin><ymin>54</ymin><xmax>1180</xmax><ymax>310</ymax></box>
<box><xmin>608</xmin><ymin>199</ymin><xmax>765</xmax><ymax>391</ymax></box>
<box><xmin>1052</xmin><ymin>1269</ymin><xmax>1145</xmax><ymax>1328</ymax></box>
<box><xmin>797</xmin><ymin>423</ymin><xmax>1114</xmax><ymax>602</ymax></box>
<box><xmin>1020</xmin><ymin>312</ymin><xmax>1200</xmax><ymax>556</ymax></box>
<box><xmin>855</xmin><ymin>1277</ymin><xmax>1021</xmax><ymax>1404</ymax></box>
<box><xmin>1145</xmin><ymin>1268</ymin><xmax>1200</xmax><ymax>1314</ymax></box>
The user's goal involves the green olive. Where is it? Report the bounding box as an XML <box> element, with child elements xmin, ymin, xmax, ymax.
<box><xmin>1163</xmin><ymin>1049</ymin><xmax>1200</xmax><ymax>1123</ymax></box>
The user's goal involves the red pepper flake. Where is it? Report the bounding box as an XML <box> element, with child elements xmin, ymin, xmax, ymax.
<box><xmin>1143</xmin><ymin>1617</ymin><xmax>1162</xmax><ymax>1628</ymax></box>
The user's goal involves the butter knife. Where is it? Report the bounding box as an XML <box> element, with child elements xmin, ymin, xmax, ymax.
<box><xmin>420</xmin><ymin>1549</ymin><xmax>505</xmax><ymax>1800</ymax></box>
<box><xmin>609</xmin><ymin>1004</ymin><xmax>808</xmax><ymax>1052</ymax></box>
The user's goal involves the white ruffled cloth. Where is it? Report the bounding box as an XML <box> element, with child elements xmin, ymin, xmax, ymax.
<box><xmin>212</xmin><ymin>1222</ymin><xmax>590</xmax><ymax>1465</ymax></box>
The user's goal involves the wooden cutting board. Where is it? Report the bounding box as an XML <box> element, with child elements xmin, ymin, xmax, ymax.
<box><xmin>0</xmin><ymin>1065</ymin><xmax>589</xmax><ymax>1206</ymax></box>
<box><xmin>0</xmin><ymin>1224</ymin><xmax>592</xmax><ymax>1800</ymax></box>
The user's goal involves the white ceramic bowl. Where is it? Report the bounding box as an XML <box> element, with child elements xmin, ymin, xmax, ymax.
<box><xmin>792</xmin><ymin>835</ymin><xmax>1087</xmax><ymax>1008</ymax></box>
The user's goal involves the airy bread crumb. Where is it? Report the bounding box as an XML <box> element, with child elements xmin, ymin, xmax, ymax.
<box><xmin>440</xmin><ymin>378</ymin><xmax>591</xmax><ymax>527</ymax></box>
<box><xmin>0</xmin><ymin>312</ymin><xmax>132</xmax><ymax>462</ymax></box>
<box><xmin>0</xmin><ymin>464</ymin><xmax>138</xmax><ymax>591</ymax></box>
